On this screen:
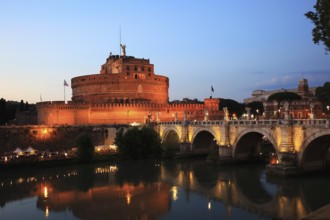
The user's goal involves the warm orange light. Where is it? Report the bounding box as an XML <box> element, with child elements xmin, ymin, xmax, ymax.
<box><xmin>171</xmin><ymin>186</ymin><xmax>179</xmax><ymax>201</ymax></box>
<box><xmin>270</xmin><ymin>155</ymin><xmax>279</xmax><ymax>165</ymax></box>
<box><xmin>126</xmin><ymin>193</ymin><xmax>131</xmax><ymax>205</ymax></box>
<box><xmin>44</xmin><ymin>186</ymin><xmax>48</xmax><ymax>198</ymax></box>
<box><xmin>45</xmin><ymin>206</ymin><xmax>49</xmax><ymax>218</ymax></box>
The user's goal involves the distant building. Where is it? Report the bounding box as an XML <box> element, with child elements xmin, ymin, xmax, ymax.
<box><xmin>37</xmin><ymin>46</ymin><xmax>222</xmax><ymax>125</ymax></box>
<box><xmin>244</xmin><ymin>79</ymin><xmax>323</xmax><ymax>119</ymax></box>
<box><xmin>243</xmin><ymin>79</ymin><xmax>317</xmax><ymax>104</ymax></box>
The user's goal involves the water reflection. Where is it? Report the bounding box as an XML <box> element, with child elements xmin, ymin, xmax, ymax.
<box><xmin>0</xmin><ymin>161</ymin><xmax>330</xmax><ymax>219</ymax></box>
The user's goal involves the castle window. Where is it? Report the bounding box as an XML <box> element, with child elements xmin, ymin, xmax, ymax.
<box><xmin>142</xmin><ymin>67</ymin><xmax>144</xmax><ymax>71</ymax></box>
<box><xmin>134</xmin><ymin>66</ymin><xmax>137</xmax><ymax>71</ymax></box>
<box><xmin>135</xmin><ymin>74</ymin><xmax>138</xmax><ymax>79</ymax></box>
<box><xmin>148</xmin><ymin>73</ymin><xmax>151</xmax><ymax>76</ymax></box>
<box><xmin>127</xmin><ymin>72</ymin><xmax>130</xmax><ymax>75</ymax></box>
<box><xmin>148</xmin><ymin>67</ymin><xmax>151</xmax><ymax>72</ymax></box>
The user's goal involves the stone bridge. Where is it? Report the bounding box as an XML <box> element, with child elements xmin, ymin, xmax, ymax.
<box><xmin>156</xmin><ymin>118</ymin><xmax>330</xmax><ymax>175</ymax></box>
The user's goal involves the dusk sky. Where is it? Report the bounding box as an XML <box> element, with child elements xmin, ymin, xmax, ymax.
<box><xmin>1</xmin><ymin>0</ymin><xmax>329</xmax><ymax>104</ymax></box>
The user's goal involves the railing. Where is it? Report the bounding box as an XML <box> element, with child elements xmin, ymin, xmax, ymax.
<box><xmin>158</xmin><ymin>119</ymin><xmax>330</xmax><ymax>127</ymax></box>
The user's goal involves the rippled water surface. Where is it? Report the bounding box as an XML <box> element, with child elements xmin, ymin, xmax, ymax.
<box><xmin>0</xmin><ymin>160</ymin><xmax>330</xmax><ymax>220</ymax></box>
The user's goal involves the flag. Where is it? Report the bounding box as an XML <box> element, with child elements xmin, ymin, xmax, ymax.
<box><xmin>64</xmin><ymin>80</ymin><xmax>69</xmax><ymax>87</ymax></box>
<box><xmin>211</xmin><ymin>86</ymin><xmax>214</xmax><ymax>92</ymax></box>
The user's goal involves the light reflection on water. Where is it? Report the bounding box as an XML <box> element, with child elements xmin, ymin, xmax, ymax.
<box><xmin>0</xmin><ymin>160</ymin><xmax>330</xmax><ymax>220</ymax></box>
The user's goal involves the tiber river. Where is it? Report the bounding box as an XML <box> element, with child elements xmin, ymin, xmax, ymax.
<box><xmin>0</xmin><ymin>160</ymin><xmax>329</xmax><ymax>220</ymax></box>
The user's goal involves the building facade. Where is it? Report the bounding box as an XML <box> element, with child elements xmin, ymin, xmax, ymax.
<box><xmin>37</xmin><ymin>49</ymin><xmax>222</xmax><ymax>125</ymax></box>
<box><xmin>244</xmin><ymin>79</ymin><xmax>323</xmax><ymax>119</ymax></box>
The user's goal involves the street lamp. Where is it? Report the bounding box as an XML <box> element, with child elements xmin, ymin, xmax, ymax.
<box><xmin>327</xmin><ymin>106</ymin><xmax>329</xmax><ymax>119</ymax></box>
<box><xmin>256</xmin><ymin>109</ymin><xmax>259</xmax><ymax>120</ymax></box>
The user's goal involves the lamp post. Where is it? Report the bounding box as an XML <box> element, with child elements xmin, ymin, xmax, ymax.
<box><xmin>327</xmin><ymin>106</ymin><xmax>329</xmax><ymax>119</ymax></box>
<box><xmin>256</xmin><ymin>109</ymin><xmax>259</xmax><ymax>120</ymax></box>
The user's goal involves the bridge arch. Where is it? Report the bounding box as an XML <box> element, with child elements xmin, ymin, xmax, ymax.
<box><xmin>161</xmin><ymin>127</ymin><xmax>181</xmax><ymax>150</ymax></box>
<box><xmin>232</xmin><ymin>129</ymin><xmax>278</xmax><ymax>161</ymax></box>
<box><xmin>191</xmin><ymin>128</ymin><xmax>218</xmax><ymax>153</ymax></box>
<box><xmin>298</xmin><ymin>130</ymin><xmax>330</xmax><ymax>171</ymax></box>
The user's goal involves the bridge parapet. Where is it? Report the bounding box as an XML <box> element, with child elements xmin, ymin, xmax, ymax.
<box><xmin>229</xmin><ymin>119</ymin><xmax>278</xmax><ymax>126</ymax></box>
<box><xmin>292</xmin><ymin>119</ymin><xmax>329</xmax><ymax>127</ymax></box>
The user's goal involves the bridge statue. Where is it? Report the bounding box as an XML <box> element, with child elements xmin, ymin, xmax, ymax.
<box><xmin>283</xmin><ymin>101</ymin><xmax>291</xmax><ymax>120</ymax></box>
<box><xmin>309</xmin><ymin>103</ymin><xmax>315</xmax><ymax>119</ymax></box>
<box><xmin>120</xmin><ymin>44</ymin><xmax>126</xmax><ymax>56</ymax></box>
<box><xmin>245</xmin><ymin>107</ymin><xmax>251</xmax><ymax>120</ymax></box>
<box><xmin>223</xmin><ymin>107</ymin><xmax>230</xmax><ymax>121</ymax></box>
<box><xmin>204</xmin><ymin>110</ymin><xmax>209</xmax><ymax>121</ymax></box>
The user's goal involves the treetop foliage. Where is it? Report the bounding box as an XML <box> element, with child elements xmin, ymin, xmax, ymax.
<box><xmin>219</xmin><ymin>98</ymin><xmax>245</xmax><ymax>118</ymax></box>
<box><xmin>315</xmin><ymin>82</ymin><xmax>330</xmax><ymax>108</ymax></box>
<box><xmin>267</xmin><ymin>92</ymin><xmax>301</xmax><ymax>102</ymax></box>
<box><xmin>76</xmin><ymin>133</ymin><xmax>94</xmax><ymax>162</ymax></box>
<box><xmin>305</xmin><ymin>0</ymin><xmax>330</xmax><ymax>53</ymax></box>
<box><xmin>114</xmin><ymin>126</ymin><xmax>162</xmax><ymax>159</ymax></box>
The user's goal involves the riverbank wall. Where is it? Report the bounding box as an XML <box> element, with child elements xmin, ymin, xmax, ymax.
<box><xmin>0</xmin><ymin>125</ymin><xmax>126</xmax><ymax>154</ymax></box>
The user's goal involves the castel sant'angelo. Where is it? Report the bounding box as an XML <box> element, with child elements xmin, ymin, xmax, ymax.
<box><xmin>37</xmin><ymin>44</ymin><xmax>221</xmax><ymax>125</ymax></box>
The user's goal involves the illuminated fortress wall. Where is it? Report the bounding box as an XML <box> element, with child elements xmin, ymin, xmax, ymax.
<box><xmin>37</xmin><ymin>101</ymin><xmax>221</xmax><ymax>125</ymax></box>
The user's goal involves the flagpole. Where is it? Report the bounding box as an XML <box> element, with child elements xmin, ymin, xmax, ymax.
<box><xmin>64</xmin><ymin>83</ymin><xmax>66</xmax><ymax>104</ymax></box>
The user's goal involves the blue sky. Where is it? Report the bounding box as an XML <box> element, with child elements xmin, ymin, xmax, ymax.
<box><xmin>0</xmin><ymin>0</ymin><xmax>329</xmax><ymax>104</ymax></box>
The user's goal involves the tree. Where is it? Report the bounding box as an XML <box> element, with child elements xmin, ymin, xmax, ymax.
<box><xmin>246</xmin><ymin>101</ymin><xmax>264</xmax><ymax>117</ymax></box>
<box><xmin>76</xmin><ymin>133</ymin><xmax>94</xmax><ymax>162</ymax></box>
<box><xmin>305</xmin><ymin>0</ymin><xmax>330</xmax><ymax>53</ymax></box>
<box><xmin>0</xmin><ymin>98</ymin><xmax>7</xmax><ymax>125</ymax></box>
<box><xmin>19</xmin><ymin>100</ymin><xmax>25</xmax><ymax>111</ymax></box>
<box><xmin>315</xmin><ymin>82</ymin><xmax>330</xmax><ymax>110</ymax></box>
<box><xmin>219</xmin><ymin>98</ymin><xmax>245</xmax><ymax>118</ymax></box>
<box><xmin>115</xmin><ymin>126</ymin><xmax>162</xmax><ymax>159</ymax></box>
<box><xmin>267</xmin><ymin>92</ymin><xmax>301</xmax><ymax>102</ymax></box>
<box><xmin>268</xmin><ymin>92</ymin><xmax>301</xmax><ymax>118</ymax></box>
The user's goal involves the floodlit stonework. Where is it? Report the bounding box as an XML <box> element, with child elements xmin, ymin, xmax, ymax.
<box><xmin>37</xmin><ymin>50</ymin><xmax>221</xmax><ymax>125</ymax></box>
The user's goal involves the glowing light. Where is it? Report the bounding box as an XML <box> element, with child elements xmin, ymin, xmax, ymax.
<box><xmin>109</xmin><ymin>165</ymin><xmax>118</xmax><ymax>172</ymax></box>
<box><xmin>44</xmin><ymin>186</ymin><xmax>48</xmax><ymax>198</ymax></box>
<box><xmin>208</xmin><ymin>202</ymin><xmax>212</xmax><ymax>210</ymax></box>
<box><xmin>126</xmin><ymin>193</ymin><xmax>131</xmax><ymax>205</ymax></box>
<box><xmin>42</xmin><ymin>129</ymin><xmax>48</xmax><ymax>134</ymax></box>
<box><xmin>45</xmin><ymin>206</ymin><xmax>49</xmax><ymax>218</ymax></box>
<box><xmin>171</xmin><ymin>186</ymin><xmax>179</xmax><ymax>201</ymax></box>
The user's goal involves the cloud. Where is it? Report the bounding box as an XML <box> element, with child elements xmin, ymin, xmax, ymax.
<box><xmin>253</xmin><ymin>70</ymin><xmax>330</xmax><ymax>90</ymax></box>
